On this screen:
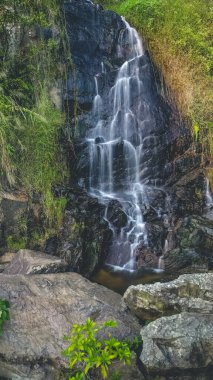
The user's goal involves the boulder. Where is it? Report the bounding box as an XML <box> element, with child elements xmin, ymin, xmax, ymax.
<box><xmin>106</xmin><ymin>200</ymin><xmax>128</xmax><ymax>228</ymax></box>
<box><xmin>0</xmin><ymin>272</ymin><xmax>141</xmax><ymax>379</ymax></box>
<box><xmin>140</xmin><ymin>312</ymin><xmax>213</xmax><ymax>378</ymax></box>
<box><xmin>3</xmin><ymin>249</ymin><xmax>68</xmax><ymax>275</ymax></box>
<box><xmin>0</xmin><ymin>252</ymin><xmax>16</xmax><ymax>273</ymax></box>
<box><xmin>123</xmin><ymin>273</ymin><xmax>213</xmax><ymax>320</ymax></box>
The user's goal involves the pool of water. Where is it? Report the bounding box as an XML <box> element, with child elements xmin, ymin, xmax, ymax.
<box><xmin>92</xmin><ymin>264</ymin><xmax>166</xmax><ymax>294</ymax></box>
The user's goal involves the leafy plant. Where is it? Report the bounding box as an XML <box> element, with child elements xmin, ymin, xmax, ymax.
<box><xmin>0</xmin><ymin>299</ymin><xmax>10</xmax><ymax>336</ymax></box>
<box><xmin>63</xmin><ymin>318</ymin><xmax>132</xmax><ymax>380</ymax></box>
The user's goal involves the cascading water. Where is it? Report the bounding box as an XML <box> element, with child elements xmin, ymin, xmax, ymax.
<box><xmin>87</xmin><ymin>19</ymin><xmax>151</xmax><ymax>271</ymax></box>
<box><xmin>206</xmin><ymin>177</ymin><xmax>213</xmax><ymax>207</ymax></box>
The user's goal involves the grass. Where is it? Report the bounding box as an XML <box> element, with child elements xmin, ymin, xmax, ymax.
<box><xmin>0</xmin><ymin>0</ymin><xmax>71</xmax><ymax>230</ymax></box>
<box><xmin>98</xmin><ymin>0</ymin><xmax>213</xmax><ymax>157</ymax></box>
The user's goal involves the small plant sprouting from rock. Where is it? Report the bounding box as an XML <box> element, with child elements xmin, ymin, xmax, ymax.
<box><xmin>62</xmin><ymin>318</ymin><xmax>132</xmax><ymax>380</ymax></box>
<box><xmin>0</xmin><ymin>299</ymin><xmax>10</xmax><ymax>335</ymax></box>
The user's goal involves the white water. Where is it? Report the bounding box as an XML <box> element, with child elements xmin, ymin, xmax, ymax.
<box><xmin>88</xmin><ymin>19</ymin><xmax>149</xmax><ymax>270</ymax></box>
<box><xmin>206</xmin><ymin>177</ymin><xmax>213</xmax><ymax>206</ymax></box>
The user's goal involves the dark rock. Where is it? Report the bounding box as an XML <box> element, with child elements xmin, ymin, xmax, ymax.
<box><xmin>171</xmin><ymin>169</ymin><xmax>206</xmax><ymax>215</ymax></box>
<box><xmin>108</xmin><ymin>353</ymin><xmax>145</xmax><ymax>380</ymax></box>
<box><xmin>135</xmin><ymin>245</ymin><xmax>159</xmax><ymax>269</ymax></box>
<box><xmin>106</xmin><ymin>200</ymin><xmax>128</xmax><ymax>228</ymax></box>
<box><xmin>145</xmin><ymin>223</ymin><xmax>166</xmax><ymax>253</ymax></box>
<box><xmin>63</xmin><ymin>0</ymin><xmax>124</xmax><ymax>110</ymax></box>
<box><xmin>57</xmin><ymin>191</ymin><xmax>113</xmax><ymax>277</ymax></box>
<box><xmin>1</xmin><ymin>0</ymin><xmax>207</xmax><ymax>278</ymax></box>
<box><xmin>164</xmin><ymin>215</ymin><xmax>213</xmax><ymax>272</ymax></box>
<box><xmin>164</xmin><ymin>248</ymin><xmax>207</xmax><ymax>273</ymax></box>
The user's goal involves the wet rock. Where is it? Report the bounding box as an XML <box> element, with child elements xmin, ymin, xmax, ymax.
<box><xmin>58</xmin><ymin>191</ymin><xmax>112</xmax><ymax>277</ymax></box>
<box><xmin>123</xmin><ymin>273</ymin><xmax>213</xmax><ymax>321</ymax></box>
<box><xmin>171</xmin><ymin>169</ymin><xmax>206</xmax><ymax>215</ymax></box>
<box><xmin>145</xmin><ymin>223</ymin><xmax>166</xmax><ymax>254</ymax></box>
<box><xmin>106</xmin><ymin>200</ymin><xmax>128</xmax><ymax>228</ymax></box>
<box><xmin>164</xmin><ymin>248</ymin><xmax>207</xmax><ymax>273</ymax></box>
<box><xmin>60</xmin><ymin>0</ymin><xmax>206</xmax><ymax>276</ymax></box>
<box><xmin>63</xmin><ymin>0</ymin><xmax>124</xmax><ymax>110</ymax></box>
<box><xmin>135</xmin><ymin>245</ymin><xmax>159</xmax><ymax>269</ymax></box>
<box><xmin>164</xmin><ymin>215</ymin><xmax>213</xmax><ymax>272</ymax></box>
<box><xmin>0</xmin><ymin>272</ymin><xmax>141</xmax><ymax>379</ymax></box>
<box><xmin>3</xmin><ymin>249</ymin><xmax>68</xmax><ymax>275</ymax></box>
<box><xmin>140</xmin><ymin>312</ymin><xmax>213</xmax><ymax>378</ymax></box>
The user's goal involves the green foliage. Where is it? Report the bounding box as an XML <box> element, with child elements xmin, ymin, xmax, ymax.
<box><xmin>0</xmin><ymin>299</ymin><xmax>10</xmax><ymax>336</ymax></box>
<box><xmin>6</xmin><ymin>235</ymin><xmax>27</xmax><ymax>251</ymax></box>
<box><xmin>0</xmin><ymin>0</ymin><xmax>71</xmax><ymax>230</ymax></box>
<box><xmin>63</xmin><ymin>318</ymin><xmax>132</xmax><ymax>380</ymax></box>
<box><xmin>109</xmin><ymin>372</ymin><xmax>121</xmax><ymax>380</ymax></box>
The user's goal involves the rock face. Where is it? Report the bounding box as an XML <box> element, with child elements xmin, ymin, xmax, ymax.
<box><xmin>63</xmin><ymin>0</ymin><xmax>124</xmax><ymax>112</ymax></box>
<box><xmin>141</xmin><ymin>312</ymin><xmax>213</xmax><ymax>378</ymax></box>
<box><xmin>164</xmin><ymin>213</ymin><xmax>213</xmax><ymax>273</ymax></box>
<box><xmin>123</xmin><ymin>273</ymin><xmax>213</xmax><ymax>320</ymax></box>
<box><xmin>0</xmin><ymin>272</ymin><xmax>141</xmax><ymax>379</ymax></box>
<box><xmin>3</xmin><ymin>249</ymin><xmax>68</xmax><ymax>275</ymax></box>
<box><xmin>123</xmin><ymin>273</ymin><xmax>213</xmax><ymax>379</ymax></box>
<box><xmin>56</xmin><ymin>188</ymin><xmax>112</xmax><ymax>277</ymax></box>
<box><xmin>0</xmin><ymin>0</ymin><xmax>208</xmax><ymax>277</ymax></box>
<box><xmin>60</xmin><ymin>0</ymin><xmax>206</xmax><ymax>274</ymax></box>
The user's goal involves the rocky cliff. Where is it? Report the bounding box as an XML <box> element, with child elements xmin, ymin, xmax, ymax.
<box><xmin>0</xmin><ymin>0</ymin><xmax>210</xmax><ymax>279</ymax></box>
<box><xmin>57</xmin><ymin>0</ymin><xmax>207</xmax><ymax>276</ymax></box>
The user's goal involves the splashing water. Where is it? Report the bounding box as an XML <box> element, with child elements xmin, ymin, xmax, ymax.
<box><xmin>87</xmin><ymin>19</ymin><xmax>150</xmax><ymax>270</ymax></box>
<box><xmin>206</xmin><ymin>177</ymin><xmax>213</xmax><ymax>206</ymax></box>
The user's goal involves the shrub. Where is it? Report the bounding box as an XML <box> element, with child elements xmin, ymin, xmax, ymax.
<box><xmin>63</xmin><ymin>318</ymin><xmax>133</xmax><ymax>380</ymax></box>
<box><xmin>0</xmin><ymin>0</ymin><xmax>71</xmax><ymax>230</ymax></box>
<box><xmin>0</xmin><ymin>299</ymin><xmax>10</xmax><ymax>335</ymax></box>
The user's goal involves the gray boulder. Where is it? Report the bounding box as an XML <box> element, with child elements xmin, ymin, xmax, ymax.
<box><xmin>140</xmin><ymin>312</ymin><xmax>213</xmax><ymax>378</ymax></box>
<box><xmin>123</xmin><ymin>273</ymin><xmax>213</xmax><ymax>320</ymax></box>
<box><xmin>3</xmin><ymin>249</ymin><xmax>69</xmax><ymax>275</ymax></box>
<box><xmin>0</xmin><ymin>272</ymin><xmax>141</xmax><ymax>379</ymax></box>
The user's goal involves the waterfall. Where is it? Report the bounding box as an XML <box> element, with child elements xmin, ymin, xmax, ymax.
<box><xmin>87</xmin><ymin>18</ymin><xmax>149</xmax><ymax>271</ymax></box>
<box><xmin>206</xmin><ymin>177</ymin><xmax>213</xmax><ymax>207</ymax></box>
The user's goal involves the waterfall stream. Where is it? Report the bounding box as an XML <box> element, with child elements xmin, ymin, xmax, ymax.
<box><xmin>86</xmin><ymin>19</ymin><xmax>152</xmax><ymax>271</ymax></box>
<box><xmin>206</xmin><ymin>177</ymin><xmax>213</xmax><ymax>207</ymax></box>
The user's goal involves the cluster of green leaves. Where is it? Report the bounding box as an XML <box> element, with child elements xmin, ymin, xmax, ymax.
<box><xmin>0</xmin><ymin>0</ymin><xmax>70</xmax><ymax>230</ymax></box>
<box><xmin>63</xmin><ymin>318</ymin><xmax>133</xmax><ymax>380</ymax></box>
<box><xmin>99</xmin><ymin>0</ymin><xmax>213</xmax><ymax>160</ymax></box>
<box><xmin>0</xmin><ymin>299</ymin><xmax>10</xmax><ymax>336</ymax></box>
